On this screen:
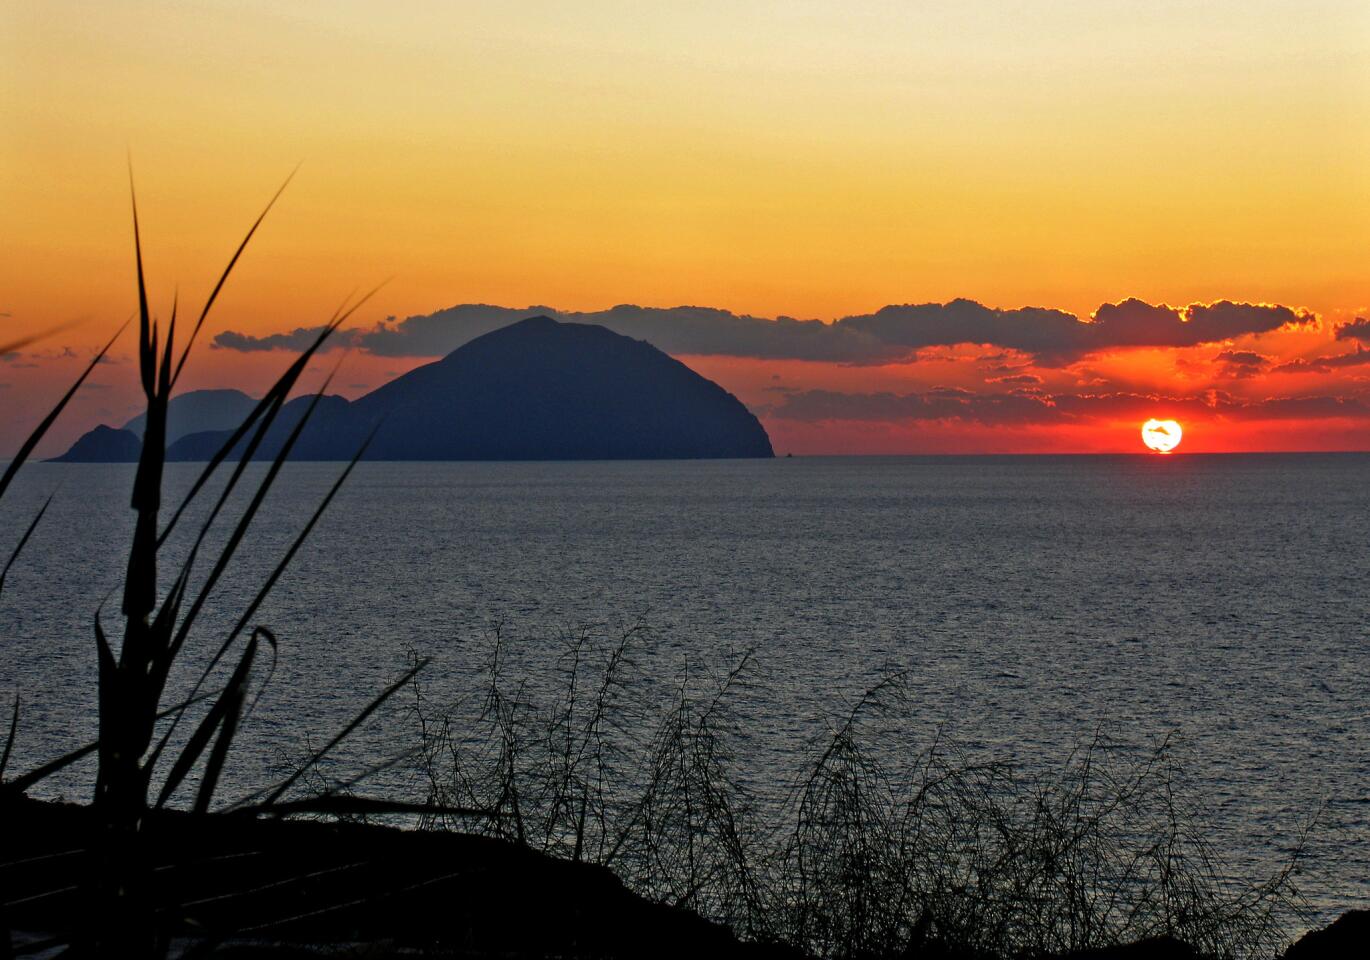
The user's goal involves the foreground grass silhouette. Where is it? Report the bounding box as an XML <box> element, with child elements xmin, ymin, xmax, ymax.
<box><xmin>0</xmin><ymin>181</ymin><xmax>1336</xmax><ymax>959</ymax></box>
<box><xmin>0</xmin><ymin>176</ymin><xmax>442</xmax><ymax>957</ymax></box>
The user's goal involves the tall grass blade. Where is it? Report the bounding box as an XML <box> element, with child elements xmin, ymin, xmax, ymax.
<box><xmin>156</xmin><ymin>283</ymin><xmax>379</xmax><ymax>548</ymax></box>
<box><xmin>93</xmin><ymin>609</ymin><xmax>116</xmax><ymax>689</ymax></box>
<box><xmin>149</xmin><ymin>421</ymin><xmax>379</xmax><ymax>771</ymax></box>
<box><xmin>0</xmin><ymin>696</ymin><xmax>18</xmax><ymax>783</ymax></box>
<box><xmin>1</xmin><ymin>689</ymin><xmax>218</xmax><ymax>797</ymax></box>
<box><xmin>0</xmin><ymin>321</ymin><xmax>128</xmax><ymax>505</ymax></box>
<box><xmin>257</xmin><ymin>658</ymin><xmax>429</xmax><ymax>809</ymax></box>
<box><xmin>128</xmin><ymin>168</ymin><xmax>154</xmax><ymax>401</ymax></box>
<box><xmin>155</xmin><ymin>629</ymin><xmax>269</xmax><ymax>810</ymax></box>
<box><xmin>152</xmin><ymin>378</ymin><xmax>338</xmax><ymax>706</ymax></box>
<box><xmin>121</xmin><ymin>175</ymin><xmax>167</xmax><ymax>630</ymax></box>
<box><xmin>171</xmin><ymin>168</ymin><xmax>297</xmax><ymax>387</ymax></box>
<box><xmin>0</xmin><ymin>320</ymin><xmax>79</xmax><ymax>357</ymax></box>
<box><xmin>193</xmin><ymin>630</ymin><xmax>266</xmax><ymax>815</ymax></box>
<box><xmin>0</xmin><ymin>493</ymin><xmax>53</xmax><ymax>598</ymax></box>
<box><xmin>224</xmin><ymin>420</ymin><xmax>378</xmax><ymax>650</ymax></box>
<box><xmin>158</xmin><ymin>292</ymin><xmax>177</xmax><ymax>398</ymax></box>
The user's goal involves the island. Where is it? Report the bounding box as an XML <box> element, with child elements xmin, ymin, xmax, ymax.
<box><xmin>52</xmin><ymin>317</ymin><xmax>775</xmax><ymax>462</ymax></box>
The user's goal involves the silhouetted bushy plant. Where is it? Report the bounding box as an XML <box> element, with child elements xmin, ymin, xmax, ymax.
<box><xmin>409</xmin><ymin>633</ymin><xmax>1308</xmax><ymax>960</ymax></box>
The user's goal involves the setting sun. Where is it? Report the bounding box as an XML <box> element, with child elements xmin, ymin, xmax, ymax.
<box><xmin>1141</xmin><ymin>419</ymin><xmax>1183</xmax><ymax>454</ymax></box>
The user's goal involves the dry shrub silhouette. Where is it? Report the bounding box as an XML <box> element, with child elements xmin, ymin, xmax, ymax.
<box><xmin>409</xmin><ymin>629</ymin><xmax>1308</xmax><ymax>960</ymax></box>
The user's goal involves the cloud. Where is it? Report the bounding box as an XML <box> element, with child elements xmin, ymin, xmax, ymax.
<box><xmin>210</xmin><ymin>297</ymin><xmax>1316</xmax><ymax>365</ymax></box>
<box><xmin>211</xmin><ymin>325</ymin><xmax>358</xmax><ymax>352</ymax></box>
<box><xmin>839</xmin><ymin>298</ymin><xmax>1310</xmax><ymax>365</ymax></box>
<box><xmin>767</xmin><ymin>387</ymin><xmax>1370</xmax><ymax>425</ymax></box>
<box><xmin>837</xmin><ymin>300</ymin><xmax>1085</xmax><ymax>363</ymax></box>
<box><xmin>357</xmin><ymin>305</ymin><xmax>554</xmax><ymax>357</ymax></box>
<box><xmin>986</xmin><ymin>373</ymin><xmax>1043</xmax><ymax>385</ymax></box>
<box><xmin>1334</xmin><ymin>317</ymin><xmax>1370</xmax><ymax>343</ymax></box>
<box><xmin>1212</xmin><ymin>350</ymin><xmax>1269</xmax><ymax>379</ymax></box>
<box><xmin>766</xmin><ymin>388</ymin><xmax>1058</xmax><ymax>426</ymax></box>
<box><xmin>362</xmin><ymin>303</ymin><xmax>893</xmax><ymax>361</ymax></box>
<box><xmin>1085</xmin><ymin>300</ymin><xmax>1308</xmax><ymax>356</ymax></box>
<box><xmin>1271</xmin><ymin>345</ymin><xmax>1370</xmax><ymax>374</ymax></box>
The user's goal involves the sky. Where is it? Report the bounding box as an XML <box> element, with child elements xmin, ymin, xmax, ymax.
<box><xmin>3</xmin><ymin>1</ymin><xmax>1369</xmax><ymax>455</ymax></box>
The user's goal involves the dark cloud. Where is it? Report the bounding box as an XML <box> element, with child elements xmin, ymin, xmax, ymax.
<box><xmin>841</xmin><ymin>298</ymin><xmax>1310</xmax><ymax>366</ymax></box>
<box><xmin>364</xmin><ymin>303</ymin><xmax>891</xmax><ymax>361</ymax></box>
<box><xmin>1212</xmin><ymin>350</ymin><xmax>1269</xmax><ymax>379</ymax></box>
<box><xmin>1086</xmin><ymin>300</ymin><xmax>1308</xmax><ymax>355</ymax></box>
<box><xmin>838</xmin><ymin>300</ymin><xmax>1084</xmax><ymax>363</ymax></box>
<box><xmin>1333</xmin><ymin>317</ymin><xmax>1370</xmax><ymax>343</ymax></box>
<box><xmin>211</xmin><ymin>297</ymin><xmax>1315</xmax><ymax>365</ymax></box>
<box><xmin>768</xmin><ymin>388</ymin><xmax>1369</xmax><ymax>426</ymax></box>
<box><xmin>1214</xmin><ymin>351</ymin><xmax>1267</xmax><ymax>365</ymax></box>
<box><xmin>211</xmin><ymin>325</ymin><xmax>359</xmax><ymax>352</ymax></box>
<box><xmin>357</xmin><ymin>305</ymin><xmax>553</xmax><ymax>357</ymax></box>
<box><xmin>1271</xmin><ymin>345</ymin><xmax>1370</xmax><ymax>375</ymax></box>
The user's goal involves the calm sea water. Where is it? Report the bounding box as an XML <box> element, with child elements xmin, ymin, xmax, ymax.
<box><xmin>1</xmin><ymin>455</ymin><xmax>1367</xmax><ymax>922</ymax></box>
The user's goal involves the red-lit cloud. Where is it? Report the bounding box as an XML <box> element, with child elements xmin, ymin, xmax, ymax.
<box><xmin>763</xmin><ymin>388</ymin><xmax>1370</xmax><ymax>426</ymax></box>
<box><xmin>1334</xmin><ymin>318</ymin><xmax>1370</xmax><ymax>343</ymax></box>
<box><xmin>1271</xmin><ymin>345</ymin><xmax>1370</xmax><ymax>375</ymax></box>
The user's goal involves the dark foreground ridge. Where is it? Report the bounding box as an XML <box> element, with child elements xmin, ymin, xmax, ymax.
<box><xmin>1</xmin><ymin>795</ymin><xmax>794</xmax><ymax>959</ymax></box>
<box><xmin>52</xmin><ymin>317</ymin><xmax>775</xmax><ymax>461</ymax></box>
<box><xmin>4</xmin><ymin>797</ymin><xmax>1361</xmax><ymax>959</ymax></box>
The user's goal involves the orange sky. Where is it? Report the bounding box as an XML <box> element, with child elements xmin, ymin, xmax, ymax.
<box><xmin>4</xmin><ymin>2</ymin><xmax>1369</xmax><ymax>455</ymax></box>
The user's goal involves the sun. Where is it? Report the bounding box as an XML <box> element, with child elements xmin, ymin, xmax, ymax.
<box><xmin>1141</xmin><ymin>419</ymin><xmax>1182</xmax><ymax>453</ymax></box>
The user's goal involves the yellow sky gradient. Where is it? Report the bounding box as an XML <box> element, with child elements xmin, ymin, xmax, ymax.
<box><xmin>3</xmin><ymin>1</ymin><xmax>1369</xmax><ymax>453</ymax></box>
<box><xmin>6</xmin><ymin>1</ymin><xmax>1368</xmax><ymax>329</ymax></box>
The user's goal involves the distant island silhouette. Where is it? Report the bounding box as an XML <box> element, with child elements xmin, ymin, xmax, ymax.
<box><xmin>53</xmin><ymin>317</ymin><xmax>774</xmax><ymax>462</ymax></box>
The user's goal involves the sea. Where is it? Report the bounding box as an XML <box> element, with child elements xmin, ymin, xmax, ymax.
<box><xmin>1</xmin><ymin>455</ymin><xmax>1367</xmax><ymax>925</ymax></box>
